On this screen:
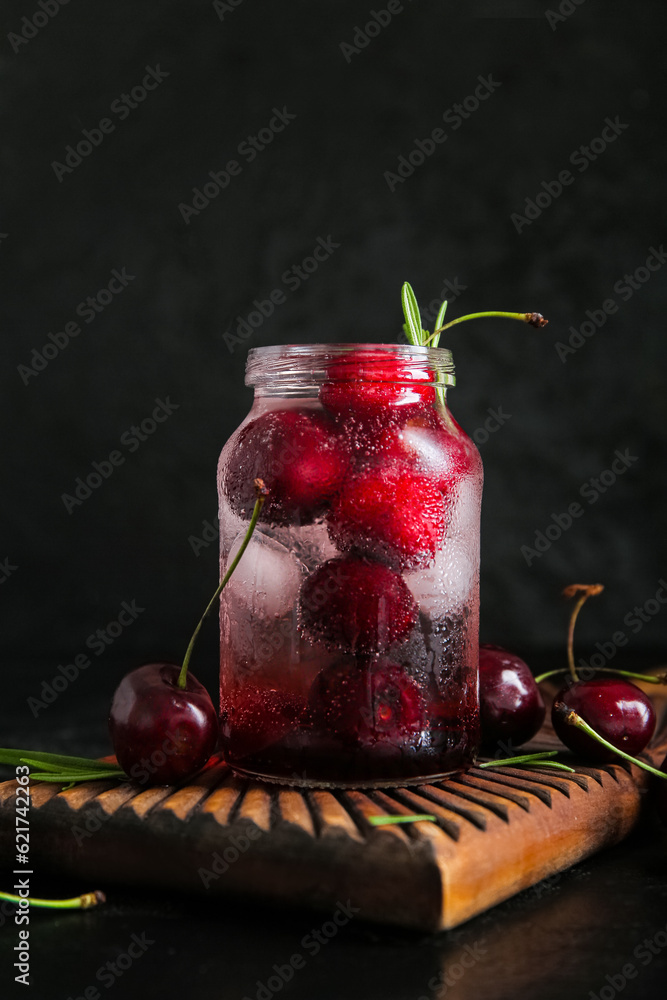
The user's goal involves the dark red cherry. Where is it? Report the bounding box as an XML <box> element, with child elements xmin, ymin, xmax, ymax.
<box><xmin>309</xmin><ymin>658</ymin><xmax>426</xmax><ymax>746</ymax></box>
<box><xmin>109</xmin><ymin>663</ymin><xmax>218</xmax><ymax>784</ymax></box>
<box><xmin>552</xmin><ymin>677</ymin><xmax>656</xmax><ymax>762</ymax></box>
<box><xmin>371</xmin><ymin>405</ymin><xmax>477</xmax><ymax>493</ymax></box>
<box><xmin>319</xmin><ymin>349</ymin><xmax>435</xmax><ymax>419</ymax></box>
<box><xmin>327</xmin><ymin>466</ymin><xmax>445</xmax><ymax>570</ymax></box>
<box><xmin>298</xmin><ymin>555</ymin><xmax>418</xmax><ymax>654</ymax></box>
<box><xmin>223</xmin><ymin>408</ymin><xmax>348</xmax><ymax>525</ymax></box>
<box><xmin>478</xmin><ymin>644</ymin><xmax>546</xmax><ymax>752</ymax></box>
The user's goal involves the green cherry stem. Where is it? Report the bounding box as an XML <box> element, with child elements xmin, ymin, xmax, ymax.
<box><xmin>176</xmin><ymin>478</ymin><xmax>268</xmax><ymax>690</ymax></box>
<box><xmin>535</xmin><ymin>666</ymin><xmax>667</xmax><ymax>686</ymax></box>
<box><xmin>425</xmin><ymin>310</ymin><xmax>548</xmax><ymax>343</ymax></box>
<box><xmin>553</xmin><ymin>703</ymin><xmax>667</xmax><ymax>780</ymax></box>
<box><xmin>0</xmin><ymin>889</ymin><xmax>106</xmax><ymax>909</ymax></box>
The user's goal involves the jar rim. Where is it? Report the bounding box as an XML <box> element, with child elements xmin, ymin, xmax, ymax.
<box><xmin>245</xmin><ymin>343</ymin><xmax>456</xmax><ymax>389</ymax></box>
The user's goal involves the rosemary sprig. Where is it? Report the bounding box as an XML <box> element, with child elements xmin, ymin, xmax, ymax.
<box><xmin>0</xmin><ymin>749</ymin><xmax>121</xmax><ymax>771</ymax></box>
<box><xmin>479</xmin><ymin>750</ymin><xmax>574</xmax><ymax>773</ymax></box>
<box><xmin>369</xmin><ymin>814</ymin><xmax>437</xmax><ymax>826</ymax></box>
<box><xmin>401</xmin><ymin>282</ymin><xmax>426</xmax><ymax>345</ymax></box>
<box><xmin>0</xmin><ymin>748</ymin><xmax>127</xmax><ymax>787</ymax></box>
<box><xmin>400</xmin><ymin>281</ymin><xmax>548</xmax><ymax>349</ymax></box>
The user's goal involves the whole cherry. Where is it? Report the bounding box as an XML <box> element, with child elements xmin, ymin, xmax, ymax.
<box><xmin>548</xmin><ymin>585</ymin><xmax>656</xmax><ymax>762</ymax></box>
<box><xmin>327</xmin><ymin>466</ymin><xmax>446</xmax><ymax>570</ymax></box>
<box><xmin>552</xmin><ymin>677</ymin><xmax>655</xmax><ymax>762</ymax></box>
<box><xmin>298</xmin><ymin>555</ymin><xmax>418</xmax><ymax>654</ymax></box>
<box><xmin>319</xmin><ymin>348</ymin><xmax>436</xmax><ymax>420</ymax></box>
<box><xmin>309</xmin><ymin>657</ymin><xmax>427</xmax><ymax>747</ymax></box>
<box><xmin>370</xmin><ymin>404</ymin><xmax>478</xmax><ymax>494</ymax></box>
<box><xmin>478</xmin><ymin>644</ymin><xmax>546</xmax><ymax>752</ymax></box>
<box><xmin>223</xmin><ymin>408</ymin><xmax>348</xmax><ymax>525</ymax></box>
<box><xmin>109</xmin><ymin>662</ymin><xmax>218</xmax><ymax>784</ymax></box>
<box><xmin>109</xmin><ymin>480</ymin><xmax>268</xmax><ymax>785</ymax></box>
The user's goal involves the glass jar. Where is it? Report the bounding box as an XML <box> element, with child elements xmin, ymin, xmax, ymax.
<box><xmin>217</xmin><ymin>344</ymin><xmax>483</xmax><ymax>787</ymax></box>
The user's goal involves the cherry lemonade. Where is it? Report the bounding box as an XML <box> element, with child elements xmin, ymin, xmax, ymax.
<box><xmin>218</xmin><ymin>344</ymin><xmax>482</xmax><ymax>786</ymax></box>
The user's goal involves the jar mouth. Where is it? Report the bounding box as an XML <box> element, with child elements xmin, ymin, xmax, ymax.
<box><xmin>245</xmin><ymin>343</ymin><xmax>456</xmax><ymax>391</ymax></box>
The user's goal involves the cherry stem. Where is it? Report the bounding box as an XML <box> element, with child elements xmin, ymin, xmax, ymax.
<box><xmin>424</xmin><ymin>310</ymin><xmax>548</xmax><ymax>344</ymax></box>
<box><xmin>177</xmin><ymin>479</ymin><xmax>268</xmax><ymax>690</ymax></box>
<box><xmin>553</xmin><ymin>703</ymin><xmax>667</xmax><ymax>780</ymax></box>
<box><xmin>535</xmin><ymin>666</ymin><xmax>667</xmax><ymax>685</ymax></box>
<box><xmin>0</xmin><ymin>889</ymin><xmax>105</xmax><ymax>909</ymax></box>
<box><xmin>563</xmin><ymin>583</ymin><xmax>604</xmax><ymax>683</ymax></box>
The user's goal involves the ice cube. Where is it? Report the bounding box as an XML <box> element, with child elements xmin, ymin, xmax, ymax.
<box><xmin>224</xmin><ymin>530</ymin><xmax>308</xmax><ymax>620</ymax></box>
<box><xmin>405</xmin><ymin>537</ymin><xmax>478</xmax><ymax>615</ymax></box>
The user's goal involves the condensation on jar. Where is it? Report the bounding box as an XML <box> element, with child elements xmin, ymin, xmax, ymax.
<box><xmin>217</xmin><ymin>343</ymin><xmax>483</xmax><ymax>787</ymax></box>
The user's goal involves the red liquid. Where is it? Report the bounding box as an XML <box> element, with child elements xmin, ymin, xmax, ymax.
<box><xmin>220</xmin><ymin>607</ymin><xmax>480</xmax><ymax>786</ymax></box>
<box><xmin>218</xmin><ymin>346</ymin><xmax>482</xmax><ymax>787</ymax></box>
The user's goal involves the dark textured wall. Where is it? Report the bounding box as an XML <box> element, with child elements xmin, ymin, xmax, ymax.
<box><xmin>2</xmin><ymin>0</ymin><xmax>666</xmax><ymax>713</ymax></box>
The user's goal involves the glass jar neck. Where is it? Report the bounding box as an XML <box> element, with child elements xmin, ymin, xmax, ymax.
<box><xmin>245</xmin><ymin>343</ymin><xmax>456</xmax><ymax>395</ymax></box>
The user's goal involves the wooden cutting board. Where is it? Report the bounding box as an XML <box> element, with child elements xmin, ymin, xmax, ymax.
<box><xmin>1</xmin><ymin>702</ymin><xmax>665</xmax><ymax>933</ymax></box>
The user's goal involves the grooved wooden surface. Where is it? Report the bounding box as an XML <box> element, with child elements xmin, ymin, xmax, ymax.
<box><xmin>1</xmin><ymin>731</ymin><xmax>664</xmax><ymax>931</ymax></box>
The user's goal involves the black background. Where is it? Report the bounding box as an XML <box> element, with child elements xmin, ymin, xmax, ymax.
<box><xmin>2</xmin><ymin>4</ymin><xmax>667</xmax><ymax>1000</ymax></box>
<box><xmin>2</xmin><ymin>0</ymin><xmax>666</xmax><ymax>726</ymax></box>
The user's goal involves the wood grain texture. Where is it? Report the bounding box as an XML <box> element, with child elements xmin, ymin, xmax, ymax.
<box><xmin>1</xmin><ymin>694</ymin><xmax>665</xmax><ymax>932</ymax></box>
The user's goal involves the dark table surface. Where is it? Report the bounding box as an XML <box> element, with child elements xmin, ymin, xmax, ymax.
<box><xmin>2</xmin><ymin>660</ymin><xmax>666</xmax><ymax>1000</ymax></box>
